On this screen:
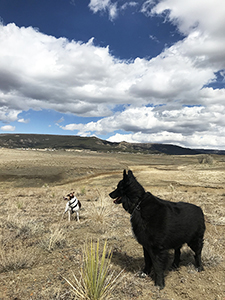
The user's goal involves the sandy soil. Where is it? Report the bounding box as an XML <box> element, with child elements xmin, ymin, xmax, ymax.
<box><xmin>0</xmin><ymin>148</ymin><xmax>224</xmax><ymax>300</ymax></box>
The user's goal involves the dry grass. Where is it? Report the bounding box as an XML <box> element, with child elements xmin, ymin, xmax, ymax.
<box><xmin>28</xmin><ymin>289</ymin><xmax>74</xmax><ymax>300</ymax></box>
<box><xmin>3</xmin><ymin>216</ymin><xmax>45</xmax><ymax>239</ymax></box>
<box><xmin>40</xmin><ymin>225</ymin><xmax>66</xmax><ymax>252</ymax></box>
<box><xmin>0</xmin><ymin>243</ymin><xmax>37</xmax><ymax>273</ymax></box>
<box><xmin>0</xmin><ymin>149</ymin><xmax>224</xmax><ymax>300</ymax></box>
<box><xmin>202</xmin><ymin>239</ymin><xmax>223</xmax><ymax>268</ymax></box>
<box><xmin>88</xmin><ymin>189</ymin><xmax>115</xmax><ymax>233</ymax></box>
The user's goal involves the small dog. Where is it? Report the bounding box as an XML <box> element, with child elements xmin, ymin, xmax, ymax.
<box><xmin>64</xmin><ymin>192</ymin><xmax>81</xmax><ymax>222</ymax></box>
<box><xmin>109</xmin><ymin>170</ymin><xmax>205</xmax><ymax>289</ymax></box>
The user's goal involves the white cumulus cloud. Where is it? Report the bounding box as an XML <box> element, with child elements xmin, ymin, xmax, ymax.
<box><xmin>1</xmin><ymin>125</ymin><xmax>15</xmax><ymax>132</ymax></box>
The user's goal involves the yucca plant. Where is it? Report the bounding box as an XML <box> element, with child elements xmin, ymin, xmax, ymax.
<box><xmin>64</xmin><ymin>239</ymin><xmax>123</xmax><ymax>300</ymax></box>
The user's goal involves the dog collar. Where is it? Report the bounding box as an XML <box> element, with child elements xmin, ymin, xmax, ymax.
<box><xmin>131</xmin><ymin>200</ymin><xmax>142</xmax><ymax>218</ymax></box>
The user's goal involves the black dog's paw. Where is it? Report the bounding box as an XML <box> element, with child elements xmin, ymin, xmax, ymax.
<box><xmin>155</xmin><ymin>280</ymin><xmax>165</xmax><ymax>290</ymax></box>
<box><xmin>158</xmin><ymin>283</ymin><xmax>165</xmax><ymax>290</ymax></box>
<box><xmin>197</xmin><ymin>265</ymin><xmax>204</xmax><ymax>272</ymax></box>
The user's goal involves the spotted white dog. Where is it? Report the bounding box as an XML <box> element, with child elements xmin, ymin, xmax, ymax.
<box><xmin>64</xmin><ymin>192</ymin><xmax>81</xmax><ymax>222</ymax></box>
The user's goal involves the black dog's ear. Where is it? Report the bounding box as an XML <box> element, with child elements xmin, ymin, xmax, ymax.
<box><xmin>123</xmin><ymin>169</ymin><xmax>130</xmax><ymax>183</ymax></box>
<box><xmin>128</xmin><ymin>170</ymin><xmax>134</xmax><ymax>177</ymax></box>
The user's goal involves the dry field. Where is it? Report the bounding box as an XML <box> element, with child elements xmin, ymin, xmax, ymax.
<box><xmin>0</xmin><ymin>148</ymin><xmax>224</xmax><ymax>300</ymax></box>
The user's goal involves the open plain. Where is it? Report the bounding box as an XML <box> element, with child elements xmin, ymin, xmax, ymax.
<box><xmin>0</xmin><ymin>148</ymin><xmax>224</xmax><ymax>300</ymax></box>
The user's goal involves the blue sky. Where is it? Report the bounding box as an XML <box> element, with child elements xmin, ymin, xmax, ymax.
<box><xmin>0</xmin><ymin>0</ymin><xmax>225</xmax><ymax>149</ymax></box>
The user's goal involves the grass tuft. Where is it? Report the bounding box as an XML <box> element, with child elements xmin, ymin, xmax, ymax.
<box><xmin>41</xmin><ymin>226</ymin><xmax>66</xmax><ymax>252</ymax></box>
<box><xmin>64</xmin><ymin>239</ymin><xmax>123</xmax><ymax>300</ymax></box>
<box><xmin>89</xmin><ymin>189</ymin><xmax>115</xmax><ymax>233</ymax></box>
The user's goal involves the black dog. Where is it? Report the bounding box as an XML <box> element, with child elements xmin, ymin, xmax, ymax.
<box><xmin>109</xmin><ymin>170</ymin><xmax>205</xmax><ymax>289</ymax></box>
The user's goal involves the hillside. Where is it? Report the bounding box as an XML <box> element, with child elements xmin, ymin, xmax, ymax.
<box><xmin>0</xmin><ymin>133</ymin><xmax>224</xmax><ymax>155</ymax></box>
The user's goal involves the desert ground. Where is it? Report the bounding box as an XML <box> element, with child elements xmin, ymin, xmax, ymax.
<box><xmin>0</xmin><ymin>148</ymin><xmax>224</xmax><ymax>300</ymax></box>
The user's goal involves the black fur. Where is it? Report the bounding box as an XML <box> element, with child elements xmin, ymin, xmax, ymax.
<box><xmin>109</xmin><ymin>170</ymin><xmax>205</xmax><ymax>289</ymax></box>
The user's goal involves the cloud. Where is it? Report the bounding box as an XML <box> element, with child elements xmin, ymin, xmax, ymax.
<box><xmin>55</xmin><ymin>117</ymin><xmax>64</xmax><ymax>124</ymax></box>
<box><xmin>151</xmin><ymin>0</ymin><xmax>225</xmax><ymax>37</ymax></box>
<box><xmin>1</xmin><ymin>0</ymin><xmax>225</xmax><ymax>149</ymax></box>
<box><xmin>1</xmin><ymin>21</ymin><xmax>223</xmax><ymax>119</ymax></box>
<box><xmin>0</xmin><ymin>24</ymin><xmax>117</xmax><ymax>117</ymax></box>
<box><xmin>88</xmin><ymin>0</ymin><xmax>118</xmax><ymax>21</ymax></box>
<box><xmin>140</xmin><ymin>0</ymin><xmax>156</xmax><ymax>17</ymax></box>
<box><xmin>0</xmin><ymin>106</ymin><xmax>22</xmax><ymax>123</ymax></box>
<box><xmin>1</xmin><ymin>125</ymin><xmax>15</xmax><ymax>132</ymax></box>
<box><xmin>18</xmin><ymin>118</ymin><xmax>30</xmax><ymax>124</ymax></box>
<box><xmin>88</xmin><ymin>0</ymin><xmax>138</xmax><ymax>20</ymax></box>
<box><xmin>107</xmin><ymin>131</ymin><xmax>225</xmax><ymax>150</ymax></box>
<box><xmin>60</xmin><ymin>105</ymin><xmax>225</xmax><ymax>149</ymax></box>
<box><xmin>121</xmin><ymin>2</ymin><xmax>138</xmax><ymax>10</ymax></box>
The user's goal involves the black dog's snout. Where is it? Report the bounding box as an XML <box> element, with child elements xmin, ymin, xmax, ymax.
<box><xmin>109</xmin><ymin>190</ymin><xmax>117</xmax><ymax>199</ymax></box>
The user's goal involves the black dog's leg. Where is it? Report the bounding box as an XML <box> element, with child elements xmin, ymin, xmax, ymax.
<box><xmin>143</xmin><ymin>247</ymin><xmax>152</xmax><ymax>275</ymax></box>
<box><xmin>188</xmin><ymin>237</ymin><xmax>204</xmax><ymax>271</ymax></box>
<box><xmin>172</xmin><ymin>247</ymin><xmax>181</xmax><ymax>269</ymax></box>
<box><xmin>151</xmin><ymin>249</ymin><xmax>167</xmax><ymax>289</ymax></box>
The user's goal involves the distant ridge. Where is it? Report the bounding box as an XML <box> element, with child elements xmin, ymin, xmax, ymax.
<box><xmin>0</xmin><ymin>134</ymin><xmax>224</xmax><ymax>155</ymax></box>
